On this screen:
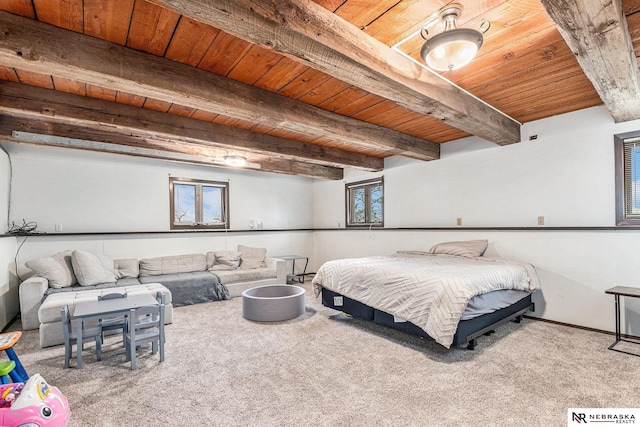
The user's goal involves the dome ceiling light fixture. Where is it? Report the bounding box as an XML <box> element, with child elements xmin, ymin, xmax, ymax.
<box><xmin>420</xmin><ymin>4</ymin><xmax>490</xmax><ymax>72</ymax></box>
<box><xmin>222</xmin><ymin>152</ymin><xmax>248</xmax><ymax>167</ymax></box>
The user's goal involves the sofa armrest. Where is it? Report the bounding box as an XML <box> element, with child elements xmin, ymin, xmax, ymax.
<box><xmin>266</xmin><ymin>257</ymin><xmax>287</xmax><ymax>284</ymax></box>
<box><xmin>19</xmin><ymin>276</ymin><xmax>49</xmax><ymax>330</ymax></box>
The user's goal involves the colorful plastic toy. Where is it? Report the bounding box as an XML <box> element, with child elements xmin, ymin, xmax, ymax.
<box><xmin>0</xmin><ymin>373</ymin><xmax>70</xmax><ymax>427</ymax></box>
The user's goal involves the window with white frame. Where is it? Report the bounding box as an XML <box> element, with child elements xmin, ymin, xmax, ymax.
<box><xmin>615</xmin><ymin>131</ymin><xmax>640</xmax><ymax>225</ymax></box>
<box><xmin>345</xmin><ymin>177</ymin><xmax>384</xmax><ymax>227</ymax></box>
<box><xmin>170</xmin><ymin>177</ymin><xmax>229</xmax><ymax>229</ymax></box>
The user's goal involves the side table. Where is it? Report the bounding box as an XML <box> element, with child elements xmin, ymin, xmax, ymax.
<box><xmin>605</xmin><ymin>286</ymin><xmax>640</xmax><ymax>356</ymax></box>
<box><xmin>274</xmin><ymin>255</ymin><xmax>309</xmax><ymax>283</ymax></box>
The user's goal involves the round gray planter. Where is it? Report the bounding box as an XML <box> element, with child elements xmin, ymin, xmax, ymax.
<box><xmin>242</xmin><ymin>284</ymin><xmax>306</xmax><ymax>322</ymax></box>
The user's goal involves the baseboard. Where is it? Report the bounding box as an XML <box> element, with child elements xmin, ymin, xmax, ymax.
<box><xmin>523</xmin><ymin>315</ymin><xmax>640</xmax><ymax>341</ymax></box>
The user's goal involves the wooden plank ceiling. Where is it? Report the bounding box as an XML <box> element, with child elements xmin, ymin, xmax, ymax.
<box><xmin>0</xmin><ymin>0</ymin><xmax>637</xmax><ymax>179</ymax></box>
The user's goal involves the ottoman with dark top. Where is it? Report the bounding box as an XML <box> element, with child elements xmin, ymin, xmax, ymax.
<box><xmin>242</xmin><ymin>284</ymin><xmax>306</xmax><ymax>322</ymax></box>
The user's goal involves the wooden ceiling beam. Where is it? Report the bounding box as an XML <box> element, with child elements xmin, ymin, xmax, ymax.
<box><xmin>0</xmin><ymin>81</ymin><xmax>382</xmax><ymax>171</ymax></box>
<box><xmin>541</xmin><ymin>0</ymin><xmax>640</xmax><ymax>122</ymax></box>
<box><xmin>150</xmin><ymin>0</ymin><xmax>521</xmax><ymax>145</ymax></box>
<box><xmin>0</xmin><ymin>11</ymin><xmax>439</xmax><ymax>162</ymax></box>
<box><xmin>0</xmin><ymin>116</ymin><xmax>344</xmax><ymax>180</ymax></box>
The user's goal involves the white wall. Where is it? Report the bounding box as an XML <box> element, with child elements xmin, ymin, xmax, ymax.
<box><xmin>0</xmin><ymin>148</ymin><xmax>18</xmax><ymax>330</ymax></box>
<box><xmin>313</xmin><ymin>106</ymin><xmax>640</xmax><ymax>335</ymax></box>
<box><xmin>14</xmin><ymin>230</ymin><xmax>314</xmax><ymax>280</ymax></box>
<box><xmin>2</xmin><ymin>144</ymin><xmax>316</xmax><ymax>279</ymax></box>
<box><xmin>0</xmin><ymin>237</ymin><xmax>18</xmax><ymax>330</ymax></box>
<box><xmin>316</xmin><ymin>107</ymin><xmax>618</xmax><ymax>228</ymax></box>
<box><xmin>4</xmin><ymin>144</ymin><xmax>314</xmax><ymax>233</ymax></box>
<box><xmin>0</xmin><ymin>147</ymin><xmax>9</xmax><ymax>233</ymax></box>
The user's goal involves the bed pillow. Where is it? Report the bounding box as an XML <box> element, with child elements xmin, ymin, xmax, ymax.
<box><xmin>208</xmin><ymin>251</ymin><xmax>242</xmax><ymax>271</ymax></box>
<box><xmin>237</xmin><ymin>245</ymin><xmax>266</xmax><ymax>269</ymax></box>
<box><xmin>114</xmin><ymin>258</ymin><xmax>140</xmax><ymax>279</ymax></box>
<box><xmin>25</xmin><ymin>250</ymin><xmax>77</xmax><ymax>289</ymax></box>
<box><xmin>71</xmin><ymin>250</ymin><xmax>116</xmax><ymax>286</ymax></box>
<box><xmin>429</xmin><ymin>239</ymin><xmax>488</xmax><ymax>257</ymax></box>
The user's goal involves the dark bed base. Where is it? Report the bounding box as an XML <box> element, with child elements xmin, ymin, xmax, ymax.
<box><xmin>321</xmin><ymin>288</ymin><xmax>534</xmax><ymax>349</ymax></box>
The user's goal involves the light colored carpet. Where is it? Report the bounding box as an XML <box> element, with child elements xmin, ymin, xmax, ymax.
<box><xmin>7</xmin><ymin>283</ymin><xmax>640</xmax><ymax>427</ymax></box>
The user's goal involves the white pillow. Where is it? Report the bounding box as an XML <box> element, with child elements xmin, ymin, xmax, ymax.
<box><xmin>71</xmin><ymin>250</ymin><xmax>116</xmax><ymax>286</ymax></box>
<box><xmin>237</xmin><ymin>245</ymin><xmax>266</xmax><ymax>269</ymax></box>
<box><xmin>25</xmin><ymin>251</ymin><xmax>77</xmax><ymax>288</ymax></box>
<box><xmin>208</xmin><ymin>251</ymin><xmax>242</xmax><ymax>271</ymax></box>
<box><xmin>429</xmin><ymin>239</ymin><xmax>488</xmax><ymax>258</ymax></box>
<box><xmin>114</xmin><ymin>259</ymin><xmax>139</xmax><ymax>279</ymax></box>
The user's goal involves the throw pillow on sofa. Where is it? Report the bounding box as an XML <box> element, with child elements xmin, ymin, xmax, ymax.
<box><xmin>71</xmin><ymin>250</ymin><xmax>116</xmax><ymax>286</ymax></box>
<box><xmin>114</xmin><ymin>258</ymin><xmax>140</xmax><ymax>279</ymax></box>
<box><xmin>207</xmin><ymin>251</ymin><xmax>242</xmax><ymax>271</ymax></box>
<box><xmin>237</xmin><ymin>245</ymin><xmax>266</xmax><ymax>269</ymax></box>
<box><xmin>25</xmin><ymin>250</ymin><xmax>77</xmax><ymax>288</ymax></box>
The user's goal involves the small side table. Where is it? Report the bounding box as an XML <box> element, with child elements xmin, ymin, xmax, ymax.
<box><xmin>605</xmin><ymin>286</ymin><xmax>640</xmax><ymax>356</ymax></box>
<box><xmin>274</xmin><ymin>255</ymin><xmax>309</xmax><ymax>283</ymax></box>
<box><xmin>0</xmin><ymin>332</ymin><xmax>28</xmax><ymax>382</ymax></box>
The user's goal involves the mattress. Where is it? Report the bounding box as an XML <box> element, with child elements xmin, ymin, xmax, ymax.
<box><xmin>322</xmin><ymin>287</ymin><xmax>530</xmax><ymax>321</ymax></box>
<box><xmin>312</xmin><ymin>252</ymin><xmax>540</xmax><ymax>348</ymax></box>
<box><xmin>461</xmin><ymin>289</ymin><xmax>531</xmax><ymax>320</ymax></box>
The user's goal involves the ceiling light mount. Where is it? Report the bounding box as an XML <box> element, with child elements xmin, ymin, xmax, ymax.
<box><xmin>420</xmin><ymin>4</ymin><xmax>489</xmax><ymax>72</ymax></box>
<box><xmin>222</xmin><ymin>152</ymin><xmax>248</xmax><ymax>167</ymax></box>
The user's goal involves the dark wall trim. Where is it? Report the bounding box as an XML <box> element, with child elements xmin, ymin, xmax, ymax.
<box><xmin>318</xmin><ymin>226</ymin><xmax>640</xmax><ymax>231</ymax></box>
<box><xmin>1</xmin><ymin>229</ymin><xmax>315</xmax><ymax>237</ymax></box>
<box><xmin>3</xmin><ymin>225</ymin><xmax>640</xmax><ymax>238</ymax></box>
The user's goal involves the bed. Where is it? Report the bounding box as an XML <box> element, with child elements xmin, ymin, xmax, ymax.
<box><xmin>311</xmin><ymin>240</ymin><xmax>540</xmax><ymax>349</ymax></box>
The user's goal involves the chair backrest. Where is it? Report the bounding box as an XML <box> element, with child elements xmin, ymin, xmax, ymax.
<box><xmin>128</xmin><ymin>304</ymin><xmax>165</xmax><ymax>335</ymax></box>
<box><xmin>98</xmin><ymin>292</ymin><xmax>127</xmax><ymax>301</ymax></box>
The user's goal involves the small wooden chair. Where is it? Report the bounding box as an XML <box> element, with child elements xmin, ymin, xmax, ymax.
<box><xmin>125</xmin><ymin>304</ymin><xmax>165</xmax><ymax>370</ymax></box>
<box><xmin>60</xmin><ymin>305</ymin><xmax>102</xmax><ymax>369</ymax></box>
<box><xmin>98</xmin><ymin>292</ymin><xmax>128</xmax><ymax>343</ymax></box>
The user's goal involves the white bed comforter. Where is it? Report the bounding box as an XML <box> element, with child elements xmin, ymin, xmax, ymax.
<box><xmin>312</xmin><ymin>252</ymin><xmax>540</xmax><ymax>348</ymax></box>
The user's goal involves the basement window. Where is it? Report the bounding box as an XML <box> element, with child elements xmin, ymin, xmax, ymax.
<box><xmin>170</xmin><ymin>177</ymin><xmax>229</xmax><ymax>230</ymax></box>
<box><xmin>346</xmin><ymin>177</ymin><xmax>384</xmax><ymax>228</ymax></box>
<box><xmin>615</xmin><ymin>131</ymin><xmax>640</xmax><ymax>226</ymax></box>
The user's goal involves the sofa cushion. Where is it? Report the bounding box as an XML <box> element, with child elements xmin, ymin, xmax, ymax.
<box><xmin>114</xmin><ymin>259</ymin><xmax>139</xmax><ymax>279</ymax></box>
<box><xmin>237</xmin><ymin>245</ymin><xmax>266</xmax><ymax>269</ymax></box>
<box><xmin>139</xmin><ymin>271</ymin><xmax>229</xmax><ymax>306</ymax></box>
<box><xmin>139</xmin><ymin>254</ymin><xmax>207</xmax><ymax>276</ymax></box>
<box><xmin>116</xmin><ymin>278</ymin><xmax>141</xmax><ymax>286</ymax></box>
<box><xmin>71</xmin><ymin>250</ymin><xmax>116</xmax><ymax>286</ymax></box>
<box><xmin>212</xmin><ymin>268</ymin><xmax>277</xmax><ymax>284</ymax></box>
<box><xmin>207</xmin><ymin>251</ymin><xmax>242</xmax><ymax>271</ymax></box>
<box><xmin>38</xmin><ymin>283</ymin><xmax>171</xmax><ymax>324</ymax></box>
<box><xmin>43</xmin><ymin>280</ymin><xmax>141</xmax><ymax>300</ymax></box>
<box><xmin>25</xmin><ymin>250</ymin><xmax>77</xmax><ymax>289</ymax></box>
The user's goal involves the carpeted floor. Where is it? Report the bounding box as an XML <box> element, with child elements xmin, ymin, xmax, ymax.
<box><xmin>7</xmin><ymin>282</ymin><xmax>640</xmax><ymax>427</ymax></box>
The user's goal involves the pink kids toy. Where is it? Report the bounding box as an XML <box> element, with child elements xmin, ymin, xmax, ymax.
<box><xmin>0</xmin><ymin>373</ymin><xmax>70</xmax><ymax>427</ymax></box>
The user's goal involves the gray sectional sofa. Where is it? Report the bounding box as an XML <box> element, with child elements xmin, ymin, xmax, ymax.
<box><xmin>19</xmin><ymin>245</ymin><xmax>286</xmax><ymax>347</ymax></box>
